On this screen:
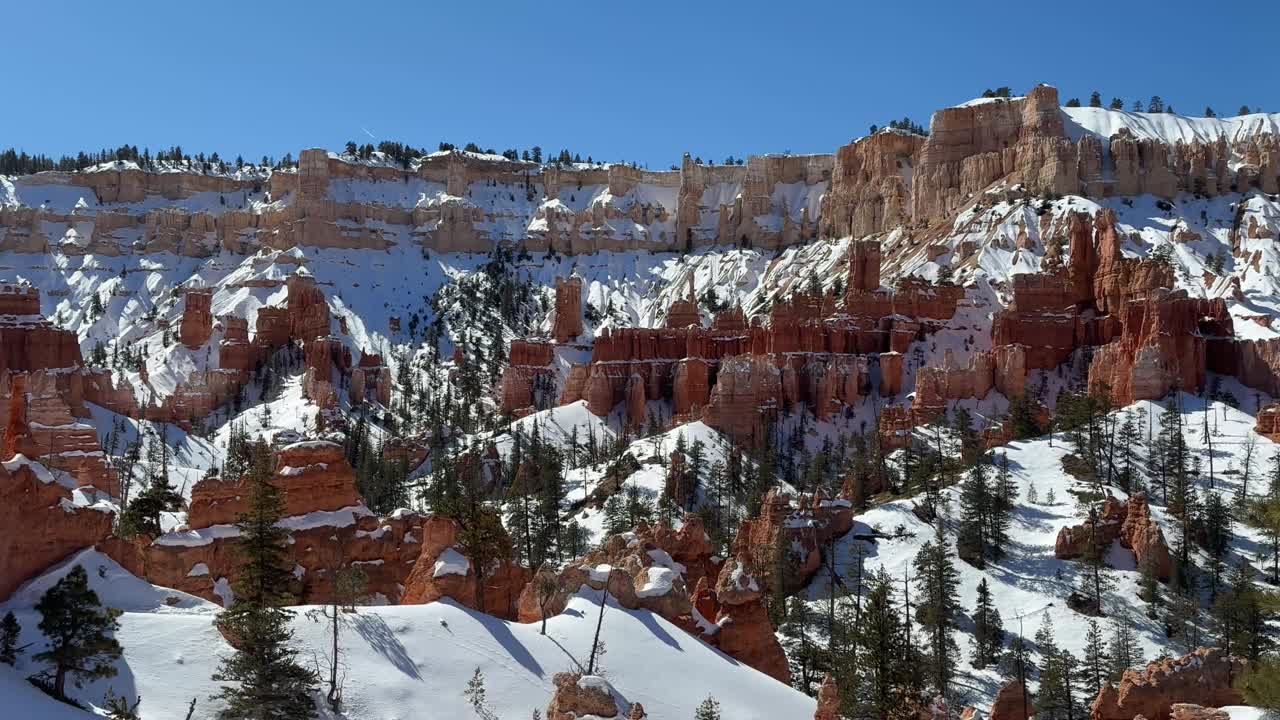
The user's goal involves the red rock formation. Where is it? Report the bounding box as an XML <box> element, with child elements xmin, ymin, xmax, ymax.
<box><xmin>187</xmin><ymin>441</ymin><xmax>363</xmax><ymax>529</ymax></box>
<box><xmin>105</xmin><ymin>506</ymin><xmax>425</xmax><ymax>606</ymax></box>
<box><xmin>400</xmin><ymin>515</ymin><xmax>528</xmax><ymax>619</ymax></box>
<box><xmin>672</xmin><ymin>358</ymin><xmax>710</xmax><ymax>417</ymax></box>
<box><xmin>879</xmin><ymin>351</ymin><xmax>904</xmax><ymax>397</ymax></box>
<box><xmin>349</xmin><ymin>352</ymin><xmax>393</xmax><ymax>406</ymax></box>
<box><xmin>1088</xmin><ymin>290</ymin><xmax>1231</xmax><ymax>405</ymax></box>
<box><xmin>666</xmin><ymin>276</ymin><xmax>702</xmax><ymax>329</ymax></box>
<box><xmin>1</xmin><ymin>371</ymin><xmax>117</xmax><ymax>495</ymax></box>
<box><xmin>546</xmin><ymin>673</ymin><xmax>619</xmax><ymax>720</ymax></box>
<box><xmin>1056</xmin><ymin>493</ymin><xmax>1171</xmax><ymax>581</ymax></box>
<box><xmin>813</xmin><ymin>674</ymin><xmax>841</xmax><ymax>720</ymax></box>
<box><xmin>913</xmin><ymin>350</ymin><xmax>995</xmax><ymax>422</ymax></box>
<box><xmin>178</xmin><ymin>287</ymin><xmax>213</xmax><ymax>349</ymax></box>
<box><xmin>1090</xmin><ymin>647</ymin><xmax>1246</xmax><ymax>720</ymax></box>
<box><xmin>1120</xmin><ymin>492</ymin><xmax>1173</xmax><ymax>581</ymax></box>
<box><xmin>0</xmin><ymin>287</ymin><xmax>82</xmax><ymax>376</ymax></box>
<box><xmin>821</xmin><ymin>131</ymin><xmax>923</xmax><ymax>239</ymax></box>
<box><xmin>499</xmin><ymin>341</ymin><xmax>555</xmax><ymax>414</ymax></box>
<box><xmin>286</xmin><ymin>272</ymin><xmax>330</xmax><ymax>341</ymax></box>
<box><xmin>1257</xmin><ymin>403</ymin><xmax>1280</xmax><ymax>441</ymax></box>
<box><xmin>711</xmin><ymin>550</ymin><xmax>791</xmax><ymax>684</ymax></box>
<box><xmin>552</xmin><ymin>276</ymin><xmax>584</xmax><ymax>343</ymax></box>
<box><xmin>0</xmin><ymin>458</ymin><xmax>114</xmax><ymax>601</ymax></box>
<box><xmin>1169</xmin><ymin>705</ymin><xmax>1230</xmax><ymax>720</ymax></box>
<box><xmin>702</xmin><ymin>355</ymin><xmax>782</xmax><ymax>445</ymax></box>
<box><xmin>625</xmin><ymin>373</ymin><xmax>647</xmax><ymax>427</ymax></box>
<box><xmin>848</xmin><ymin>240</ymin><xmax>882</xmax><ymax>291</ymax></box>
<box><xmin>989</xmin><ymin>680</ymin><xmax>1033</xmax><ymax>720</ymax></box>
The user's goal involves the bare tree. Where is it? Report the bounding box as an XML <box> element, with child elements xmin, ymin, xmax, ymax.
<box><xmin>587</xmin><ymin>581</ymin><xmax>611</xmax><ymax>674</ymax></box>
<box><xmin>306</xmin><ymin>547</ymin><xmax>368</xmax><ymax>712</ymax></box>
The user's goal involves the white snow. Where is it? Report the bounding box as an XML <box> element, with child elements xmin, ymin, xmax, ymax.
<box><xmin>432</xmin><ymin>548</ymin><xmax>471</xmax><ymax>578</ymax></box>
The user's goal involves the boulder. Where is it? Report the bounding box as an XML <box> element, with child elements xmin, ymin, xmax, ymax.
<box><xmin>546</xmin><ymin>673</ymin><xmax>618</xmax><ymax>720</ymax></box>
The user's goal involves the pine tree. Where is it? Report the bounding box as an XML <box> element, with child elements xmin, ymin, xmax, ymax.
<box><xmin>463</xmin><ymin>668</ymin><xmax>499</xmax><ymax>720</ymax></box>
<box><xmin>1075</xmin><ymin>505</ymin><xmax>1116</xmax><ymax>616</ymax></box>
<box><xmin>970</xmin><ymin>578</ymin><xmax>1005</xmax><ymax>669</ymax></box>
<box><xmin>694</xmin><ymin>696</ymin><xmax>722</xmax><ymax>720</ymax></box>
<box><xmin>117</xmin><ymin>471</ymin><xmax>183</xmax><ymax>537</ymax></box>
<box><xmin>1080</xmin><ymin>619</ymin><xmax>1110</xmax><ymax>698</ymax></box>
<box><xmin>32</xmin><ymin>565</ymin><xmax>123</xmax><ymax>700</ymax></box>
<box><xmin>1089</xmin><ymin>91</ymin><xmax>1102</xmax><ymax>107</ymax></box>
<box><xmin>956</xmin><ymin>463</ymin><xmax>990</xmax><ymax>566</ymax></box>
<box><xmin>991</xmin><ymin>453</ymin><xmax>1015</xmax><ymax>554</ymax></box>
<box><xmin>1035</xmin><ymin>615</ymin><xmax>1080</xmax><ymax>720</ymax></box>
<box><xmin>913</xmin><ymin>524</ymin><xmax>961</xmax><ymax>697</ymax></box>
<box><xmin>0</xmin><ymin>611</ymin><xmax>20</xmax><ymax>666</ymax></box>
<box><xmin>852</xmin><ymin>568</ymin><xmax>918</xmax><ymax>720</ymax></box>
<box><xmin>212</xmin><ymin>441</ymin><xmax>318</xmax><ymax>720</ymax></box>
<box><xmin>1106</xmin><ymin>618</ymin><xmax>1141</xmax><ymax>682</ymax></box>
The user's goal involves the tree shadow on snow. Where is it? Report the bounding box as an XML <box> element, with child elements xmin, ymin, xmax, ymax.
<box><xmin>351</xmin><ymin>613</ymin><xmax>422</xmax><ymax>680</ymax></box>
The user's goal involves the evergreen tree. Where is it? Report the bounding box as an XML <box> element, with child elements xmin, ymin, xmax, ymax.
<box><xmin>970</xmin><ymin>578</ymin><xmax>1006</xmax><ymax>669</ymax></box>
<box><xmin>991</xmin><ymin>453</ymin><xmax>1015</xmax><ymax>553</ymax></box>
<box><xmin>1075</xmin><ymin>505</ymin><xmax>1116</xmax><ymax>616</ymax></box>
<box><xmin>32</xmin><ymin>565</ymin><xmax>123</xmax><ymax>701</ymax></box>
<box><xmin>852</xmin><ymin>568</ymin><xmax>919</xmax><ymax>720</ymax></box>
<box><xmin>1106</xmin><ymin>618</ymin><xmax>1141</xmax><ymax>682</ymax></box>
<box><xmin>1035</xmin><ymin>615</ymin><xmax>1080</xmax><ymax>720</ymax></box>
<box><xmin>463</xmin><ymin>668</ymin><xmax>498</xmax><ymax>720</ymax></box>
<box><xmin>694</xmin><ymin>696</ymin><xmax>722</xmax><ymax>720</ymax></box>
<box><xmin>1080</xmin><ymin>619</ymin><xmax>1110</xmax><ymax>698</ymax></box>
<box><xmin>117</xmin><ymin>471</ymin><xmax>183</xmax><ymax>537</ymax></box>
<box><xmin>1089</xmin><ymin>91</ymin><xmax>1102</xmax><ymax>107</ymax></box>
<box><xmin>913</xmin><ymin>524</ymin><xmax>961</xmax><ymax>697</ymax></box>
<box><xmin>0</xmin><ymin>611</ymin><xmax>20</xmax><ymax>665</ymax></box>
<box><xmin>956</xmin><ymin>463</ymin><xmax>991</xmax><ymax>566</ymax></box>
<box><xmin>212</xmin><ymin>441</ymin><xmax>318</xmax><ymax>720</ymax></box>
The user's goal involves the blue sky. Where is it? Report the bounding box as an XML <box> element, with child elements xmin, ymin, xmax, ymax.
<box><xmin>4</xmin><ymin>0</ymin><xmax>1276</xmax><ymax>168</ymax></box>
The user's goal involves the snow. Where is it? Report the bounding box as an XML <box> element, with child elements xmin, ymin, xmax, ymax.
<box><xmin>3</xmin><ymin>550</ymin><xmax>218</xmax><ymax>615</ymax></box>
<box><xmin>805</xmin><ymin>391</ymin><xmax>1280</xmax><ymax>712</ymax></box>
<box><xmin>635</xmin><ymin>567</ymin><xmax>678</xmax><ymax>599</ymax></box>
<box><xmin>432</xmin><ymin>547</ymin><xmax>471</xmax><ymax>578</ymax></box>
<box><xmin>1064</xmin><ymin>105</ymin><xmax>1280</xmax><ymax>147</ymax></box>
<box><xmin>1</xmin><ymin>586</ymin><xmax>814</xmax><ymax>720</ymax></box>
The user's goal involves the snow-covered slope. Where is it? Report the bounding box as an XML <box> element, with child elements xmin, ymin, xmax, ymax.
<box><xmin>2</xmin><ymin>561</ymin><xmax>814</xmax><ymax>720</ymax></box>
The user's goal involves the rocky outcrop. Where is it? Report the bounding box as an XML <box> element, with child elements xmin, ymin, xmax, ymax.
<box><xmin>0</xmin><ymin>458</ymin><xmax>114</xmax><ymax>601</ymax></box>
<box><xmin>178</xmin><ymin>287</ymin><xmax>213</xmax><ymax>349</ymax></box>
<box><xmin>1055</xmin><ymin>492</ymin><xmax>1171</xmax><ymax>581</ymax></box>
<box><xmin>400</xmin><ymin>515</ymin><xmax>528</xmax><ymax>619</ymax></box>
<box><xmin>702</xmin><ymin>355</ymin><xmax>782</xmax><ymax>446</ymax></box>
<box><xmin>499</xmin><ymin>341</ymin><xmax>555</xmax><ymax>415</ymax></box>
<box><xmin>187</xmin><ymin>441</ymin><xmax>362</xmax><ymax>528</ymax></box>
<box><xmin>1</xmin><ymin>371</ymin><xmax>117</xmax><ymax>495</ymax></box>
<box><xmin>0</xmin><ymin>285</ymin><xmax>82</xmax><ymax>376</ymax></box>
<box><xmin>988</xmin><ymin>680</ymin><xmax>1033</xmax><ymax>720</ymax></box>
<box><xmin>546</xmin><ymin>673</ymin><xmax>619</xmax><ymax>720</ymax></box>
<box><xmin>514</xmin><ymin>516</ymin><xmax>792</xmax><ymax>682</ymax></box>
<box><xmin>1088</xmin><ymin>289</ymin><xmax>1231</xmax><ymax>405</ymax></box>
<box><xmin>1257</xmin><ymin>402</ymin><xmax>1280</xmax><ymax>441</ymax></box>
<box><xmin>1090</xmin><ymin>647</ymin><xmax>1246</xmax><ymax>720</ymax></box>
<box><xmin>813</xmin><ymin>674</ymin><xmax>841</xmax><ymax>720</ymax></box>
<box><xmin>102</xmin><ymin>438</ymin><xmax>425</xmax><ymax>605</ymax></box>
<box><xmin>1168</xmin><ymin>706</ymin><xmax>1231</xmax><ymax>720</ymax></box>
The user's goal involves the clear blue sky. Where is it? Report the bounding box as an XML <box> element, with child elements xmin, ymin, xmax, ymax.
<box><xmin>4</xmin><ymin>0</ymin><xmax>1275</xmax><ymax>168</ymax></box>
